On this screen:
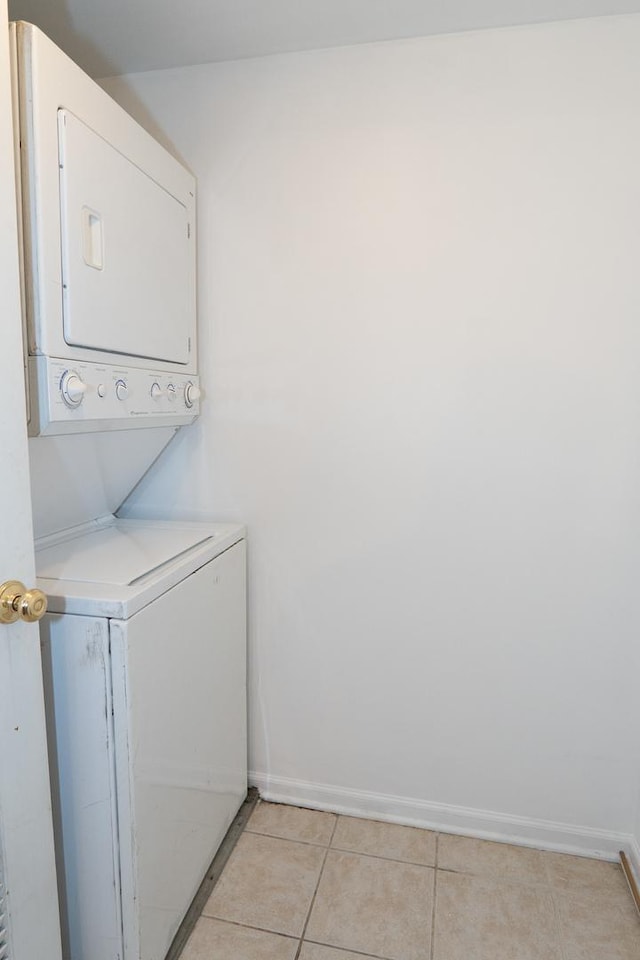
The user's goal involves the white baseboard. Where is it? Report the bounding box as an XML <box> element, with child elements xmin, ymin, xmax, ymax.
<box><xmin>249</xmin><ymin>771</ymin><xmax>631</xmax><ymax>862</ymax></box>
<box><xmin>626</xmin><ymin>836</ymin><xmax>640</xmax><ymax>889</ymax></box>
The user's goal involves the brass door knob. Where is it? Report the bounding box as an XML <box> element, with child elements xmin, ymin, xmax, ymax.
<box><xmin>0</xmin><ymin>580</ymin><xmax>48</xmax><ymax>624</ymax></box>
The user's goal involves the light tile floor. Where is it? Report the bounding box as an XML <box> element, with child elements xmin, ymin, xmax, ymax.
<box><xmin>180</xmin><ymin>802</ymin><xmax>640</xmax><ymax>960</ymax></box>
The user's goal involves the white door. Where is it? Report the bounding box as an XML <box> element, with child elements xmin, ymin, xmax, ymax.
<box><xmin>0</xmin><ymin>3</ymin><xmax>63</xmax><ymax>958</ymax></box>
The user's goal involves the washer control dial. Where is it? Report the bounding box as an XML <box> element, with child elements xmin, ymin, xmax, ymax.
<box><xmin>61</xmin><ymin>371</ymin><xmax>87</xmax><ymax>408</ymax></box>
<box><xmin>167</xmin><ymin>384</ymin><xmax>176</xmax><ymax>402</ymax></box>
<box><xmin>184</xmin><ymin>381</ymin><xmax>201</xmax><ymax>408</ymax></box>
<box><xmin>115</xmin><ymin>379</ymin><xmax>129</xmax><ymax>401</ymax></box>
<box><xmin>150</xmin><ymin>382</ymin><xmax>163</xmax><ymax>400</ymax></box>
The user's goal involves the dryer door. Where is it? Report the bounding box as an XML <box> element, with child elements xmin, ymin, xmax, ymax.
<box><xmin>58</xmin><ymin>108</ymin><xmax>191</xmax><ymax>365</ymax></box>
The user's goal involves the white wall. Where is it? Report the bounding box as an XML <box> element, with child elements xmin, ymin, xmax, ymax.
<box><xmin>104</xmin><ymin>14</ymin><xmax>640</xmax><ymax>854</ymax></box>
<box><xmin>634</xmin><ymin>798</ymin><xmax>640</xmax><ymax>878</ymax></box>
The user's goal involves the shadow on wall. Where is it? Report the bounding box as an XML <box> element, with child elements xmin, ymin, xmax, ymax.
<box><xmin>94</xmin><ymin>75</ymin><xmax>190</xmax><ymax>166</ymax></box>
<box><xmin>8</xmin><ymin>0</ymin><xmax>190</xmax><ymax>167</ymax></box>
<box><xmin>8</xmin><ymin>0</ymin><xmax>113</xmax><ymax>75</ymax></box>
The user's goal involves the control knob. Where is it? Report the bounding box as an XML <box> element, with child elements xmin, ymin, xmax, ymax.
<box><xmin>166</xmin><ymin>384</ymin><xmax>176</xmax><ymax>403</ymax></box>
<box><xmin>150</xmin><ymin>383</ymin><xmax>164</xmax><ymax>400</ymax></box>
<box><xmin>61</xmin><ymin>371</ymin><xmax>87</xmax><ymax>408</ymax></box>
<box><xmin>115</xmin><ymin>379</ymin><xmax>129</xmax><ymax>401</ymax></box>
<box><xmin>184</xmin><ymin>382</ymin><xmax>201</xmax><ymax>409</ymax></box>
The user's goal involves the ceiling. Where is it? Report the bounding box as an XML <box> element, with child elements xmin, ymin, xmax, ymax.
<box><xmin>8</xmin><ymin>0</ymin><xmax>640</xmax><ymax>78</ymax></box>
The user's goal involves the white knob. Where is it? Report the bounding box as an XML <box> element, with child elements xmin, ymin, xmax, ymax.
<box><xmin>150</xmin><ymin>383</ymin><xmax>163</xmax><ymax>400</ymax></box>
<box><xmin>115</xmin><ymin>380</ymin><xmax>129</xmax><ymax>401</ymax></box>
<box><xmin>184</xmin><ymin>382</ymin><xmax>201</xmax><ymax>408</ymax></box>
<box><xmin>61</xmin><ymin>371</ymin><xmax>87</xmax><ymax>407</ymax></box>
<box><xmin>167</xmin><ymin>384</ymin><xmax>176</xmax><ymax>403</ymax></box>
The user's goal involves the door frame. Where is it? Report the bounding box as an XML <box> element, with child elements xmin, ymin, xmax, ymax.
<box><xmin>0</xmin><ymin>3</ymin><xmax>62</xmax><ymax>956</ymax></box>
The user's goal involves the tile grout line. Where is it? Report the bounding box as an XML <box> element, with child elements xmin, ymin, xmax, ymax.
<box><xmin>247</xmin><ymin>828</ymin><xmax>439</xmax><ymax>868</ymax></box>
<box><xmin>544</xmin><ymin>850</ymin><xmax>568</xmax><ymax>960</ymax></box>
<box><xmin>204</xmin><ymin>917</ymin><xmax>431</xmax><ymax>960</ymax></box>
<box><xmin>430</xmin><ymin>833</ymin><xmax>439</xmax><ymax>960</ymax></box>
<box><xmin>329</xmin><ymin>845</ymin><xmax>436</xmax><ymax>868</ymax></box>
<box><xmin>245</xmin><ymin>827</ymin><xmax>332</xmax><ymax>848</ymax></box>
<box><xmin>434</xmin><ymin>866</ymin><xmax>552</xmax><ymax>887</ymax></box>
<box><xmin>549</xmin><ymin>888</ymin><xmax>569</xmax><ymax>960</ymax></box>
<box><xmin>541</xmin><ymin>847</ymin><xmax>569</xmax><ymax>960</ymax></box>
<box><xmin>294</xmin><ymin>815</ymin><xmax>340</xmax><ymax>960</ymax></box>
<box><xmin>301</xmin><ymin>937</ymin><xmax>400</xmax><ymax>960</ymax></box>
<box><xmin>196</xmin><ymin>914</ymin><xmax>300</xmax><ymax>941</ymax></box>
<box><xmin>247</xmin><ymin>830</ymin><xmax>556</xmax><ymax>883</ymax></box>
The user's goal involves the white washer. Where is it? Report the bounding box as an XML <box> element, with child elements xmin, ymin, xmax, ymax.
<box><xmin>37</xmin><ymin>517</ymin><xmax>247</xmax><ymax>960</ymax></box>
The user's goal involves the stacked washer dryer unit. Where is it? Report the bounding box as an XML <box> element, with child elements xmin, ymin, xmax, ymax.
<box><xmin>10</xmin><ymin>22</ymin><xmax>247</xmax><ymax>960</ymax></box>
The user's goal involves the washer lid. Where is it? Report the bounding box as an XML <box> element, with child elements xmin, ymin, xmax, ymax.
<box><xmin>36</xmin><ymin>521</ymin><xmax>213</xmax><ymax>586</ymax></box>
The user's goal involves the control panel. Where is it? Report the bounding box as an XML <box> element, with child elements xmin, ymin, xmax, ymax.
<box><xmin>29</xmin><ymin>356</ymin><xmax>202</xmax><ymax>436</ymax></box>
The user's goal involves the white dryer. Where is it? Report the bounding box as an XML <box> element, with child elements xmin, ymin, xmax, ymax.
<box><xmin>10</xmin><ymin>21</ymin><xmax>199</xmax><ymax>441</ymax></box>
<box><xmin>38</xmin><ymin>518</ymin><xmax>247</xmax><ymax>960</ymax></box>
